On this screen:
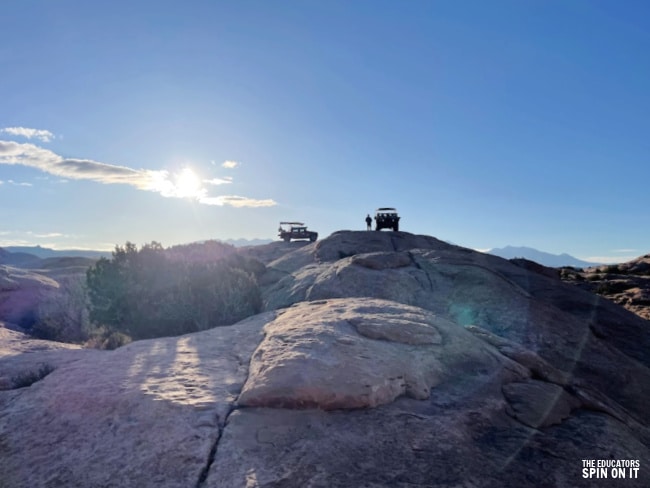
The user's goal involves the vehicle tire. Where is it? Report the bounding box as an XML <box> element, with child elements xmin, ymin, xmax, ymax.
<box><xmin>309</xmin><ymin>234</ymin><xmax>316</xmax><ymax>242</ymax></box>
<box><xmin>283</xmin><ymin>236</ymin><xmax>290</xmax><ymax>243</ymax></box>
<box><xmin>394</xmin><ymin>223</ymin><xmax>399</xmax><ymax>232</ymax></box>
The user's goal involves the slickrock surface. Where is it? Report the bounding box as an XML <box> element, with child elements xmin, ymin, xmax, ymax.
<box><xmin>0</xmin><ymin>313</ymin><xmax>269</xmax><ymax>488</ymax></box>
<box><xmin>238</xmin><ymin>298</ymin><xmax>513</xmax><ymax>410</ymax></box>
<box><xmin>0</xmin><ymin>265</ymin><xmax>59</xmax><ymax>327</ymax></box>
<box><xmin>1</xmin><ymin>231</ymin><xmax>649</xmax><ymax>487</ymax></box>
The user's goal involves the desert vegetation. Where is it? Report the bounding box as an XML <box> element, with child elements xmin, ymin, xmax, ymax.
<box><xmin>86</xmin><ymin>241</ymin><xmax>263</xmax><ymax>342</ymax></box>
<box><xmin>31</xmin><ymin>274</ymin><xmax>92</xmax><ymax>343</ymax></box>
<box><xmin>10</xmin><ymin>363</ymin><xmax>55</xmax><ymax>389</ymax></box>
<box><xmin>27</xmin><ymin>240</ymin><xmax>264</xmax><ymax>347</ymax></box>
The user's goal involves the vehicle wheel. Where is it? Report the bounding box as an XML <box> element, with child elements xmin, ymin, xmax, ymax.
<box><xmin>394</xmin><ymin>224</ymin><xmax>399</xmax><ymax>232</ymax></box>
<box><xmin>310</xmin><ymin>235</ymin><xmax>316</xmax><ymax>242</ymax></box>
<box><xmin>283</xmin><ymin>236</ymin><xmax>290</xmax><ymax>243</ymax></box>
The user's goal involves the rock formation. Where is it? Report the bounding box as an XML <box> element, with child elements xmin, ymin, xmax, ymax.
<box><xmin>1</xmin><ymin>231</ymin><xmax>649</xmax><ymax>487</ymax></box>
<box><xmin>560</xmin><ymin>254</ymin><xmax>650</xmax><ymax>321</ymax></box>
<box><xmin>0</xmin><ymin>265</ymin><xmax>60</xmax><ymax>328</ymax></box>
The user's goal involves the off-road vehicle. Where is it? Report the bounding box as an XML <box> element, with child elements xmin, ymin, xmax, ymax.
<box><xmin>375</xmin><ymin>208</ymin><xmax>400</xmax><ymax>231</ymax></box>
<box><xmin>278</xmin><ymin>222</ymin><xmax>318</xmax><ymax>242</ymax></box>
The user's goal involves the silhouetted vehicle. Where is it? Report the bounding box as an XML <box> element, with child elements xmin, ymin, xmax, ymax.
<box><xmin>375</xmin><ymin>208</ymin><xmax>400</xmax><ymax>231</ymax></box>
<box><xmin>278</xmin><ymin>222</ymin><xmax>318</xmax><ymax>242</ymax></box>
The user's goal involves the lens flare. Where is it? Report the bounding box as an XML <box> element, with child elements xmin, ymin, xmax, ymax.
<box><xmin>174</xmin><ymin>167</ymin><xmax>205</xmax><ymax>199</ymax></box>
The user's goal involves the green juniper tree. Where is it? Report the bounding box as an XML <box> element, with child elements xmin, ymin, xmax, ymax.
<box><xmin>86</xmin><ymin>241</ymin><xmax>262</xmax><ymax>340</ymax></box>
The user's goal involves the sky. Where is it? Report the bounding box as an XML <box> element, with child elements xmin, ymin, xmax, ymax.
<box><xmin>1</xmin><ymin>0</ymin><xmax>649</xmax><ymax>263</ymax></box>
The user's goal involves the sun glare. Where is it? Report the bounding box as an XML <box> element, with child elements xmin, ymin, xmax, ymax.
<box><xmin>175</xmin><ymin>167</ymin><xmax>204</xmax><ymax>199</ymax></box>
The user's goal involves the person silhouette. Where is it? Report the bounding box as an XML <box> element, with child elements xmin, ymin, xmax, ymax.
<box><xmin>365</xmin><ymin>214</ymin><xmax>372</xmax><ymax>230</ymax></box>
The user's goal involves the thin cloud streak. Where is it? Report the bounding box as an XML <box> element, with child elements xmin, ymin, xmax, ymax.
<box><xmin>199</xmin><ymin>195</ymin><xmax>276</xmax><ymax>207</ymax></box>
<box><xmin>1</xmin><ymin>127</ymin><xmax>55</xmax><ymax>142</ymax></box>
<box><xmin>0</xmin><ymin>230</ymin><xmax>98</xmax><ymax>250</ymax></box>
<box><xmin>31</xmin><ymin>232</ymin><xmax>66</xmax><ymax>238</ymax></box>
<box><xmin>204</xmin><ymin>177</ymin><xmax>232</xmax><ymax>185</ymax></box>
<box><xmin>0</xmin><ymin>140</ymin><xmax>154</xmax><ymax>188</ymax></box>
<box><xmin>8</xmin><ymin>179</ymin><xmax>33</xmax><ymax>187</ymax></box>
<box><xmin>0</xmin><ymin>140</ymin><xmax>276</xmax><ymax>208</ymax></box>
<box><xmin>222</xmin><ymin>160</ymin><xmax>239</xmax><ymax>169</ymax></box>
<box><xmin>582</xmin><ymin>255</ymin><xmax>639</xmax><ymax>264</ymax></box>
<box><xmin>0</xmin><ymin>179</ymin><xmax>33</xmax><ymax>187</ymax></box>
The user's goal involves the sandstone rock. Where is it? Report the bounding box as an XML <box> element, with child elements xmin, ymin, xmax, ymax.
<box><xmin>502</xmin><ymin>380</ymin><xmax>581</xmax><ymax>428</ymax></box>
<box><xmin>350</xmin><ymin>250</ymin><xmax>412</xmax><ymax>270</ymax></box>
<box><xmin>0</xmin><ymin>265</ymin><xmax>60</xmax><ymax>327</ymax></box>
<box><xmin>261</xmin><ymin>232</ymin><xmax>650</xmax><ymax>386</ymax></box>
<box><xmin>0</xmin><ymin>327</ymin><xmax>96</xmax><ymax>390</ymax></box>
<box><xmin>466</xmin><ymin>325</ymin><xmax>571</xmax><ymax>386</ymax></box>
<box><xmin>0</xmin><ymin>326</ymin><xmax>84</xmax><ymax>357</ymax></box>
<box><xmin>209</xmin><ymin>402</ymin><xmax>649</xmax><ymax>488</ymax></box>
<box><xmin>560</xmin><ymin>253</ymin><xmax>650</xmax><ymax>320</ymax></box>
<box><xmin>1</xmin><ymin>231</ymin><xmax>649</xmax><ymax>487</ymax></box>
<box><xmin>0</xmin><ymin>312</ymin><xmax>269</xmax><ymax>488</ymax></box>
<box><xmin>238</xmin><ymin>298</ymin><xmax>517</xmax><ymax>410</ymax></box>
<box><xmin>238</xmin><ymin>240</ymin><xmax>312</xmax><ymax>268</ymax></box>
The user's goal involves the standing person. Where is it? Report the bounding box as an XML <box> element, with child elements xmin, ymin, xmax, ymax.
<box><xmin>365</xmin><ymin>214</ymin><xmax>372</xmax><ymax>230</ymax></box>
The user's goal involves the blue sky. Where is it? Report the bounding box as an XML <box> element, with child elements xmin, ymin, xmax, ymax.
<box><xmin>1</xmin><ymin>0</ymin><xmax>648</xmax><ymax>263</ymax></box>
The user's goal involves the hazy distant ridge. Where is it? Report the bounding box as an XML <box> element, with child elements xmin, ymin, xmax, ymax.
<box><xmin>0</xmin><ymin>248</ymin><xmax>42</xmax><ymax>267</ymax></box>
<box><xmin>3</xmin><ymin>242</ymin><xmax>599</xmax><ymax>267</ymax></box>
<box><xmin>488</xmin><ymin>246</ymin><xmax>598</xmax><ymax>268</ymax></box>
<box><xmin>4</xmin><ymin>246</ymin><xmax>111</xmax><ymax>260</ymax></box>
<box><xmin>224</xmin><ymin>238</ymin><xmax>274</xmax><ymax>247</ymax></box>
<box><xmin>3</xmin><ymin>239</ymin><xmax>272</xmax><ymax>260</ymax></box>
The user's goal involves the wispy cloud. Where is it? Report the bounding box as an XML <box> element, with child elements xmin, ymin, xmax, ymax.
<box><xmin>582</xmin><ymin>255</ymin><xmax>638</xmax><ymax>264</ymax></box>
<box><xmin>1</xmin><ymin>179</ymin><xmax>33</xmax><ymax>187</ymax></box>
<box><xmin>1</xmin><ymin>127</ymin><xmax>55</xmax><ymax>142</ymax></box>
<box><xmin>0</xmin><ymin>140</ymin><xmax>158</xmax><ymax>187</ymax></box>
<box><xmin>199</xmin><ymin>195</ymin><xmax>276</xmax><ymax>207</ymax></box>
<box><xmin>0</xmin><ymin>140</ymin><xmax>276</xmax><ymax>207</ymax></box>
<box><xmin>583</xmin><ymin>248</ymin><xmax>643</xmax><ymax>264</ymax></box>
<box><xmin>204</xmin><ymin>177</ymin><xmax>232</xmax><ymax>185</ymax></box>
<box><xmin>0</xmin><ymin>230</ymin><xmax>71</xmax><ymax>248</ymax></box>
<box><xmin>30</xmin><ymin>232</ymin><xmax>66</xmax><ymax>238</ymax></box>
<box><xmin>222</xmin><ymin>160</ymin><xmax>239</xmax><ymax>169</ymax></box>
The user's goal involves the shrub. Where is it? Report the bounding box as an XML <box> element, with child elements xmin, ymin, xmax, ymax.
<box><xmin>86</xmin><ymin>327</ymin><xmax>132</xmax><ymax>350</ymax></box>
<box><xmin>11</xmin><ymin>364</ymin><xmax>55</xmax><ymax>389</ymax></box>
<box><xmin>604</xmin><ymin>265</ymin><xmax>621</xmax><ymax>275</ymax></box>
<box><xmin>31</xmin><ymin>275</ymin><xmax>91</xmax><ymax>343</ymax></box>
<box><xmin>179</xmin><ymin>262</ymin><xmax>262</xmax><ymax>331</ymax></box>
<box><xmin>597</xmin><ymin>282</ymin><xmax>612</xmax><ymax>294</ymax></box>
<box><xmin>560</xmin><ymin>268</ymin><xmax>584</xmax><ymax>281</ymax></box>
<box><xmin>596</xmin><ymin>280</ymin><xmax>629</xmax><ymax>295</ymax></box>
<box><xmin>86</xmin><ymin>241</ymin><xmax>263</xmax><ymax>340</ymax></box>
<box><xmin>338</xmin><ymin>251</ymin><xmax>357</xmax><ymax>260</ymax></box>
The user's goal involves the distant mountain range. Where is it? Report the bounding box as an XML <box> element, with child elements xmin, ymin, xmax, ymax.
<box><xmin>0</xmin><ymin>248</ymin><xmax>43</xmax><ymax>267</ymax></box>
<box><xmin>487</xmin><ymin>246</ymin><xmax>598</xmax><ymax>268</ymax></box>
<box><xmin>1</xmin><ymin>239</ymin><xmax>274</xmax><ymax>262</ymax></box>
<box><xmin>4</xmin><ymin>246</ymin><xmax>111</xmax><ymax>260</ymax></box>
<box><xmin>1</xmin><ymin>242</ymin><xmax>601</xmax><ymax>269</ymax></box>
<box><xmin>224</xmin><ymin>238</ymin><xmax>274</xmax><ymax>247</ymax></box>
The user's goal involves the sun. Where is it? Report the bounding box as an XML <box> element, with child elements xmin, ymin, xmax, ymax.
<box><xmin>174</xmin><ymin>167</ymin><xmax>204</xmax><ymax>199</ymax></box>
